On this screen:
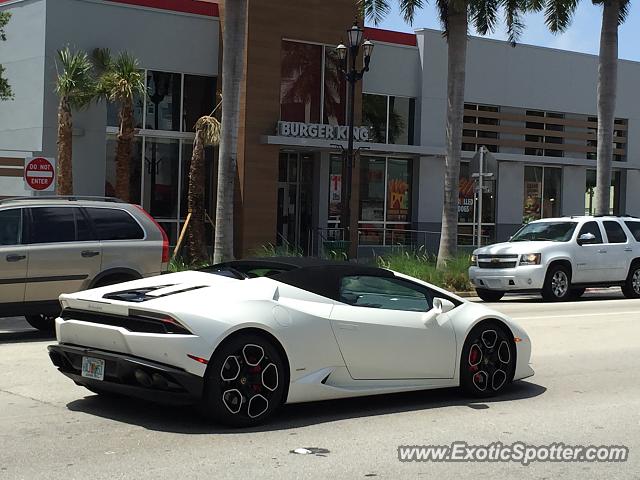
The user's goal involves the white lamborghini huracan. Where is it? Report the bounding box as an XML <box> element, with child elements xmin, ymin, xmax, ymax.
<box><xmin>48</xmin><ymin>257</ymin><xmax>534</xmax><ymax>427</ymax></box>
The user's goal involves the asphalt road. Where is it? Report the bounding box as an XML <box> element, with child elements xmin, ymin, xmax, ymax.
<box><xmin>1</xmin><ymin>289</ymin><xmax>639</xmax><ymax>479</ymax></box>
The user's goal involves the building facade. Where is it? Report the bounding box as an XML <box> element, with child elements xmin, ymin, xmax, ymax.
<box><xmin>1</xmin><ymin>0</ymin><xmax>639</xmax><ymax>257</ymax></box>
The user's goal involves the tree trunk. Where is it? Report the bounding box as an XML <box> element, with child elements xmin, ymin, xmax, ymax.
<box><xmin>436</xmin><ymin>7</ymin><xmax>468</xmax><ymax>269</ymax></box>
<box><xmin>595</xmin><ymin>0</ymin><xmax>619</xmax><ymax>216</ymax></box>
<box><xmin>56</xmin><ymin>97</ymin><xmax>73</xmax><ymax>195</ymax></box>
<box><xmin>186</xmin><ymin>127</ymin><xmax>207</xmax><ymax>263</ymax></box>
<box><xmin>214</xmin><ymin>0</ymin><xmax>247</xmax><ymax>264</ymax></box>
<box><xmin>115</xmin><ymin>99</ymin><xmax>135</xmax><ymax>202</ymax></box>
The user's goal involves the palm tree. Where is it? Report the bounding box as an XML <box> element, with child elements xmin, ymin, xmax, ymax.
<box><xmin>94</xmin><ymin>49</ymin><xmax>146</xmax><ymax>202</ymax></box>
<box><xmin>214</xmin><ymin>0</ymin><xmax>248</xmax><ymax>263</ymax></box>
<box><xmin>54</xmin><ymin>48</ymin><xmax>95</xmax><ymax>195</ymax></box>
<box><xmin>361</xmin><ymin>0</ymin><xmax>533</xmax><ymax>268</ymax></box>
<box><xmin>545</xmin><ymin>0</ymin><xmax>629</xmax><ymax>215</ymax></box>
<box><xmin>186</xmin><ymin>110</ymin><xmax>221</xmax><ymax>263</ymax></box>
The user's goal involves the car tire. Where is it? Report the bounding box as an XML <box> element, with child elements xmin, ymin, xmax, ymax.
<box><xmin>201</xmin><ymin>333</ymin><xmax>286</xmax><ymax>427</ymax></box>
<box><xmin>541</xmin><ymin>264</ymin><xmax>572</xmax><ymax>302</ymax></box>
<box><xmin>621</xmin><ymin>262</ymin><xmax>640</xmax><ymax>299</ymax></box>
<box><xmin>24</xmin><ymin>314</ymin><xmax>57</xmax><ymax>333</ymax></box>
<box><xmin>475</xmin><ymin>289</ymin><xmax>505</xmax><ymax>302</ymax></box>
<box><xmin>460</xmin><ymin>321</ymin><xmax>515</xmax><ymax>398</ymax></box>
<box><xmin>569</xmin><ymin>288</ymin><xmax>586</xmax><ymax>299</ymax></box>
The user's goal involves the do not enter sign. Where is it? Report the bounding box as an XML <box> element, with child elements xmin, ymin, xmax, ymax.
<box><xmin>24</xmin><ymin>157</ymin><xmax>56</xmax><ymax>192</ymax></box>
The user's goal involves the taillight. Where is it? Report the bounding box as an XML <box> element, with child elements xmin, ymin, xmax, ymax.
<box><xmin>134</xmin><ymin>205</ymin><xmax>169</xmax><ymax>264</ymax></box>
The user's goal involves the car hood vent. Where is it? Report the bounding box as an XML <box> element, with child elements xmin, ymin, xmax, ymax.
<box><xmin>102</xmin><ymin>284</ymin><xmax>206</xmax><ymax>303</ymax></box>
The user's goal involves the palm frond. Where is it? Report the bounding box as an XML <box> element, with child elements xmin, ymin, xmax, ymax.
<box><xmin>399</xmin><ymin>0</ymin><xmax>426</xmax><ymax>25</ymax></box>
<box><xmin>435</xmin><ymin>0</ymin><xmax>450</xmax><ymax>35</ymax></box>
<box><xmin>469</xmin><ymin>0</ymin><xmax>499</xmax><ymax>35</ymax></box>
<box><xmin>358</xmin><ymin>0</ymin><xmax>392</xmax><ymax>25</ymax></box>
<box><xmin>55</xmin><ymin>47</ymin><xmax>96</xmax><ymax>109</ymax></box>
<box><xmin>195</xmin><ymin>116</ymin><xmax>221</xmax><ymax>147</ymax></box>
<box><xmin>98</xmin><ymin>51</ymin><xmax>145</xmax><ymax>103</ymax></box>
<box><xmin>544</xmin><ymin>0</ymin><xmax>579</xmax><ymax>33</ymax></box>
<box><xmin>501</xmin><ymin>0</ymin><xmax>528</xmax><ymax>44</ymax></box>
<box><xmin>618</xmin><ymin>0</ymin><xmax>630</xmax><ymax>24</ymax></box>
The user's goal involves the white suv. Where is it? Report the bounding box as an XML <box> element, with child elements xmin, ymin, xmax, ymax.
<box><xmin>469</xmin><ymin>216</ymin><xmax>640</xmax><ymax>302</ymax></box>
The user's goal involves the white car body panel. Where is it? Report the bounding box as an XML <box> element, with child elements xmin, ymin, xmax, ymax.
<box><xmin>55</xmin><ymin>268</ymin><xmax>534</xmax><ymax>405</ymax></box>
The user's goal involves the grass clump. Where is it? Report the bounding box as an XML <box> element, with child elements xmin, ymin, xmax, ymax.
<box><xmin>377</xmin><ymin>250</ymin><xmax>473</xmax><ymax>292</ymax></box>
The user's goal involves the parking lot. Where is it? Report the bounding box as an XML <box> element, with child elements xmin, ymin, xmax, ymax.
<box><xmin>1</xmin><ymin>290</ymin><xmax>638</xmax><ymax>479</ymax></box>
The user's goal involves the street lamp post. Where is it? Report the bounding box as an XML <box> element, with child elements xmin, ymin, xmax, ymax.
<box><xmin>336</xmin><ymin>23</ymin><xmax>373</xmax><ymax>259</ymax></box>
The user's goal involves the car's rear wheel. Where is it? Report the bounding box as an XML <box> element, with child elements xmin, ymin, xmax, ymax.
<box><xmin>460</xmin><ymin>322</ymin><xmax>515</xmax><ymax>397</ymax></box>
<box><xmin>24</xmin><ymin>314</ymin><xmax>57</xmax><ymax>333</ymax></box>
<box><xmin>541</xmin><ymin>264</ymin><xmax>571</xmax><ymax>302</ymax></box>
<box><xmin>201</xmin><ymin>333</ymin><xmax>286</xmax><ymax>427</ymax></box>
<box><xmin>475</xmin><ymin>289</ymin><xmax>505</xmax><ymax>302</ymax></box>
<box><xmin>622</xmin><ymin>263</ymin><xmax>640</xmax><ymax>299</ymax></box>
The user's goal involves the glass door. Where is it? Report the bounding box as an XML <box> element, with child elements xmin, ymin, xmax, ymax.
<box><xmin>276</xmin><ymin>152</ymin><xmax>314</xmax><ymax>253</ymax></box>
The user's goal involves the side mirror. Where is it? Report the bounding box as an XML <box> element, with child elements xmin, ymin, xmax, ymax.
<box><xmin>423</xmin><ymin>298</ymin><xmax>455</xmax><ymax>326</ymax></box>
<box><xmin>434</xmin><ymin>297</ymin><xmax>455</xmax><ymax>314</ymax></box>
<box><xmin>577</xmin><ymin>232</ymin><xmax>596</xmax><ymax>246</ymax></box>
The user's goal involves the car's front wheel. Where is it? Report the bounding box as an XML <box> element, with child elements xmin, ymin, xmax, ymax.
<box><xmin>622</xmin><ymin>262</ymin><xmax>640</xmax><ymax>299</ymax></box>
<box><xmin>475</xmin><ymin>289</ymin><xmax>505</xmax><ymax>302</ymax></box>
<box><xmin>460</xmin><ymin>322</ymin><xmax>515</xmax><ymax>397</ymax></box>
<box><xmin>201</xmin><ymin>333</ymin><xmax>286</xmax><ymax>427</ymax></box>
<box><xmin>541</xmin><ymin>264</ymin><xmax>571</xmax><ymax>302</ymax></box>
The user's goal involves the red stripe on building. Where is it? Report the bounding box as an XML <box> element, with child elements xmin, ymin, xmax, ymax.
<box><xmin>106</xmin><ymin>0</ymin><xmax>219</xmax><ymax>16</ymax></box>
<box><xmin>364</xmin><ymin>27</ymin><xmax>417</xmax><ymax>47</ymax></box>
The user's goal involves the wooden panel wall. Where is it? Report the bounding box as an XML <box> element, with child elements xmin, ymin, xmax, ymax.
<box><xmin>220</xmin><ymin>0</ymin><xmax>359</xmax><ymax>256</ymax></box>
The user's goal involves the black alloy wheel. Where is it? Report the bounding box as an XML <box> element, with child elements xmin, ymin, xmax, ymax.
<box><xmin>475</xmin><ymin>289</ymin><xmax>505</xmax><ymax>302</ymax></box>
<box><xmin>202</xmin><ymin>333</ymin><xmax>286</xmax><ymax>427</ymax></box>
<box><xmin>460</xmin><ymin>322</ymin><xmax>515</xmax><ymax>397</ymax></box>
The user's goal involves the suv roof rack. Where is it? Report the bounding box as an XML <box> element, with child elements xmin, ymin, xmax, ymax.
<box><xmin>0</xmin><ymin>195</ymin><xmax>123</xmax><ymax>204</ymax></box>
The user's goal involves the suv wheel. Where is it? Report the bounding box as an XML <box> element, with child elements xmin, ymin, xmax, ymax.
<box><xmin>475</xmin><ymin>289</ymin><xmax>505</xmax><ymax>302</ymax></box>
<box><xmin>24</xmin><ymin>314</ymin><xmax>57</xmax><ymax>332</ymax></box>
<box><xmin>542</xmin><ymin>265</ymin><xmax>571</xmax><ymax>302</ymax></box>
<box><xmin>622</xmin><ymin>263</ymin><xmax>640</xmax><ymax>299</ymax></box>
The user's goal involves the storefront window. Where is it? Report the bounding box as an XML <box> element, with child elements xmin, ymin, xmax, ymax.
<box><xmin>182</xmin><ymin>75</ymin><xmax>217</xmax><ymax>132</ymax></box>
<box><xmin>362</xmin><ymin>94</ymin><xmax>388</xmax><ymax>143</ymax></box>
<box><xmin>523</xmin><ymin>166</ymin><xmax>562</xmax><ymax>223</ymax></box>
<box><xmin>357</xmin><ymin>157</ymin><xmax>412</xmax><ymax>245</ymax></box>
<box><xmin>585</xmin><ymin>169</ymin><xmax>621</xmax><ymax>215</ymax></box>
<box><xmin>146</xmin><ymin>71</ymin><xmax>181</xmax><ymax>131</ymax></box>
<box><xmin>328</xmin><ymin>155</ymin><xmax>343</xmax><ymax>226</ymax></box>
<box><xmin>107</xmin><ymin>95</ymin><xmax>144</xmax><ymax>129</ymax></box>
<box><xmin>280</xmin><ymin>41</ymin><xmax>322</xmax><ymax>123</ymax></box>
<box><xmin>389</xmin><ymin>97</ymin><xmax>415</xmax><ymax>145</ymax></box>
<box><xmin>143</xmin><ymin>137</ymin><xmax>180</xmax><ymax>219</ymax></box>
<box><xmin>323</xmin><ymin>49</ymin><xmax>346</xmax><ymax>126</ymax></box>
<box><xmin>363</xmin><ymin>94</ymin><xmax>415</xmax><ymax>145</ymax></box>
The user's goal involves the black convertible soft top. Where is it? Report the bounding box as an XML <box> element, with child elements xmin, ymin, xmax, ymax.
<box><xmin>204</xmin><ymin>257</ymin><xmax>396</xmax><ymax>301</ymax></box>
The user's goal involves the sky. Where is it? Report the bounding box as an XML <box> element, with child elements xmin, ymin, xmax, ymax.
<box><xmin>371</xmin><ymin>3</ymin><xmax>640</xmax><ymax>62</ymax></box>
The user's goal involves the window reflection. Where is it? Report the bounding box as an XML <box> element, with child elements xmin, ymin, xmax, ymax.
<box><xmin>143</xmin><ymin>137</ymin><xmax>180</xmax><ymax>219</ymax></box>
<box><xmin>183</xmin><ymin>75</ymin><xmax>217</xmax><ymax>132</ymax></box>
<box><xmin>146</xmin><ymin>71</ymin><xmax>181</xmax><ymax>131</ymax></box>
<box><xmin>388</xmin><ymin>96</ymin><xmax>415</xmax><ymax>145</ymax></box>
<box><xmin>362</xmin><ymin>94</ymin><xmax>387</xmax><ymax>143</ymax></box>
<box><xmin>323</xmin><ymin>48</ymin><xmax>346</xmax><ymax>125</ymax></box>
<box><xmin>280</xmin><ymin>41</ymin><xmax>322</xmax><ymax>123</ymax></box>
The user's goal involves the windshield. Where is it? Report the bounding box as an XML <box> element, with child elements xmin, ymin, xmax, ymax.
<box><xmin>510</xmin><ymin>221</ymin><xmax>578</xmax><ymax>242</ymax></box>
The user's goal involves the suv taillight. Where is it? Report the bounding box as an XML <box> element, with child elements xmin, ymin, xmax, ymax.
<box><xmin>134</xmin><ymin>205</ymin><xmax>169</xmax><ymax>264</ymax></box>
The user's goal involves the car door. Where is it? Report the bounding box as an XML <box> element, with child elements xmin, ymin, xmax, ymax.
<box><xmin>24</xmin><ymin>206</ymin><xmax>102</xmax><ymax>303</ymax></box>
<box><xmin>573</xmin><ymin>221</ymin><xmax>608</xmax><ymax>283</ymax></box>
<box><xmin>0</xmin><ymin>208</ymin><xmax>28</xmax><ymax>308</ymax></box>
<box><xmin>330</xmin><ymin>275</ymin><xmax>456</xmax><ymax>380</ymax></box>
<box><xmin>602</xmin><ymin>220</ymin><xmax>632</xmax><ymax>281</ymax></box>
